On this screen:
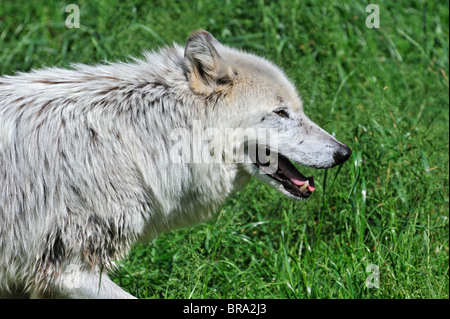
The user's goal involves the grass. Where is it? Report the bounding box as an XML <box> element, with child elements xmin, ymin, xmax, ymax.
<box><xmin>0</xmin><ymin>0</ymin><xmax>448</xmax><ymax>299</ymax></box>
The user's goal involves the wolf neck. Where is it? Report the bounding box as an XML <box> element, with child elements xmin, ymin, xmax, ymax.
<box><xmin>125</xmin><ymin>73</ymin><xmax>248</xmax><ymax>239</ymax></box>
<box><xmin>136</xmin><ymin>110</ymin><xmax>249</xmax><ymax>238</ymax></box>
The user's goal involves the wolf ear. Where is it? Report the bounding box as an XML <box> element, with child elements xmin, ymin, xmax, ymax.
<box><xmin>184</xmin><ymin>30</ymin><xmax>232</xmax><ymax>95</ymax></box>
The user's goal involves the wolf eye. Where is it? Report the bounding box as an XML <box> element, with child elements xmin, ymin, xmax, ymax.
<box><xmin>274</xmin><ymin>109</ymin><xmax>289</xmax><ymax>118</ymax></box>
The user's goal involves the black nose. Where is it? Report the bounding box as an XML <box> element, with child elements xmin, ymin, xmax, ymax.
<box><xmin>334</xmin><ymin>144</ymin><xmax>352</xmax><ymax>165</ymax></box>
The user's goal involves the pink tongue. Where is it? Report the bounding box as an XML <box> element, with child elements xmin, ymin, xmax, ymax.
<box><xmin>293</xmin><ymin>179</ymin><xmax>306</xmax><ymax>186</ymax></box>
<box><xmin>293</xmin><ymin>180</ymin><xmax>315</xmax><ymax>192</ymax></box>
<box><xmin>278</xmin><ymin>160</ymin><xmax>315</xmax><ymax>192</ymax></box>
<box><xmin>292</xmin><ymin>178</ymin><xmax>316</xmax><ymax>192</ymax></box>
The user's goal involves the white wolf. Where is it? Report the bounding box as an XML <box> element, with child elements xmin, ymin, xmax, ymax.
<box><xmin>0</xmin><ymin>30</ymin><xmax>351</xmax><ymax>298</ymax></box>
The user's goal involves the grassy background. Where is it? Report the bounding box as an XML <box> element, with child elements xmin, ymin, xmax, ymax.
<box><xmin>0</xmin><ymin>0</ymin><xmax>448</xmax><ymax>298</ymax></box>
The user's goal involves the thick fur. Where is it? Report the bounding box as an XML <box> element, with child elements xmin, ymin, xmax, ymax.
<box><xmin>0</xmin><ymin>30</ymin><xmax>349</xmax><ymax>298</ymax></box>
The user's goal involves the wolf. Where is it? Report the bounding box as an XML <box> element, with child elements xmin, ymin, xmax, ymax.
<box><xmin>0</xmin><ymin>30</ymin><xmax>351</xmax><ymax>298</ymax></box>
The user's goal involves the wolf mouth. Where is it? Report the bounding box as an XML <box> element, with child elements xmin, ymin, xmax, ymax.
<box><xmin>253</xmin><ymin>150</ymin><xmax>315</xmax><ymax>199</ymax></box>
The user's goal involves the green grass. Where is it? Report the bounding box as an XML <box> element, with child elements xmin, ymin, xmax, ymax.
<box><xmin>1</xmin><ymin>0</ymin><xmax>448</xmax><ymax>299</ymax></box>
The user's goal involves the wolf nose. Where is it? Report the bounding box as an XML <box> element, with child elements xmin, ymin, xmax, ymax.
<box><xmin>334</xmin><ymin>144</ymin><xmax>352</xmax><ymax>165</ymax></box>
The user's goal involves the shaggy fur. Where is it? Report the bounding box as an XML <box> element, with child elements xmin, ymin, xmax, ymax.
<box><xmin>0</xmin><ymin>30</ymin><xmax>350</xmax><ymax>298</ymax></box>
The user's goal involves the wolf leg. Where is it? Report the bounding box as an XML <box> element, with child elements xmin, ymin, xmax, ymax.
<box><xmin>39</xmin><ymin>266</ymin><xmax>137</xmax><ymax>299</ymax></box>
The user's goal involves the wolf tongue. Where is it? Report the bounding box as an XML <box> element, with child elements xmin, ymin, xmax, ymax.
<box><xmin>278</xmin><ymin>157</ymin><xmax>307</xmax><ymax>185</ymax></box>
<box><xmin>277</xmin><ymin>156</ymin><xmax>315</xmax><ymax>192</ymax></box>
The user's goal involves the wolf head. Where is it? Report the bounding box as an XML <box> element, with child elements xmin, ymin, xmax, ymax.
<box><xmin>184</xmin><ymin>30</ymin><xmax>351</xmax><ymax>200</ymax></box>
